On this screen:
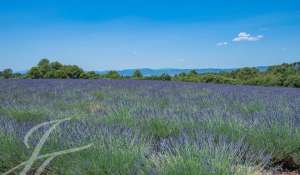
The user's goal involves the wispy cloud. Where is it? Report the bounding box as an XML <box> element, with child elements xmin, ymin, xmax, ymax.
<box><xmin>233</xmin><ymin>32</ymin><xmax>263</xmax><ymax>42</ymax></box>
<box><xmin>216</xmin><ymin>42</ymin><xmax>228</xmax><ymax>46</ymax></box>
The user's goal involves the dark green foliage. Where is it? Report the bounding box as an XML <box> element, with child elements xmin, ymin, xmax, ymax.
<box><xmin>2</xmin><ymin>59</ymin><xmax>300</xmax><ymax>88</ymax></box>
<box><xmin>28</xmin><ymin>66</ymin><xmax>43</xmax><ymax>79</ymax></box>
<box><xmin>45</xmin><ymin>69</ymin><xmax>68</xmax><ymax>78</ymax></box>
<box><xmin>105</xmin><ymin>70</ymin><xmax>121</xmax><ymax>79</ymax></box>
<box><xmin>26</xmin><ymin>59</ymin><xmax>84</xmax><ymax>79</ymax></box>
<box><xmin>132</xmin><ymin>69</ymin><xmax>143</xmax><ymax>79</ymax></box>
<box><xmin>0</xmin><ymin>69</ymin><xmax>25</xmax><ymax>79</ymax></box>
<box><xmin>38</xmin><ymin>58</ymin><xmax>50</xmax><ymax>76</ymax></box>
<box><xmin>200</xmin><ymin>74</ymin><xmax>239</xmax><ymax>84</ymax></box>
<box><xmin>79</xmin><ymin>72</ymin><xmax>89</xmax><ymax>79</ymax></box>
<box><xmin>2</xmin><ymin>68</ymin><xmax>13</xmax><ymax>79</ymax></box>
<box><xmin>85</xmin><ymin>71</ymin><xmax>99</xmax><ymax>79</ymax></box>
<box><xmin>189</xmin><ymin>70</ymin><xmax>198</xmax><ymax>76</ymax></box>
<box><xmin>283</xmin><ymin>75</ymin><xmax>300</xmax><ymax>87</ymax></box>
<box><xmin>231</xmin><ymin>67</ymin><xmax>259</xmax><ymax>81</ymax></box>
<box><xmin>173</xmin><ymin>62</ymin><xmax>300</xmax><ymax>87</ymax></box>
<box><xmin>159</xmin><ymin>73</ymin><xmax>172</xmax><ymax>81</ymax></box>
<box><xmin>144</xmin><ymin>73</ymin><xmax>172</xmax><ymax>81</ymax></box>
<box><xmin>49</xmin><ymin>61</ymin><xmax>63</xmax><ymax>70</ymax></box>
<box><xmin>12</xmin><ymin>73</ymin><xmax>23</xmax><ymax>78</ymax></box>
<box><xmin>62</xmin><ymin>65</ymin><xmax>84</xmax><ymax>78</ymax></box>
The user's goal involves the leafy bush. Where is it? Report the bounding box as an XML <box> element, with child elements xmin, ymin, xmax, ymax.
<box><xmin>45</xmin><ymin>70</ymin><xmax>68</xmax><ymax>78</ymax></box>
<box><xmin>283</xmin><ymin>75</ymin><xmax>300</xmax><ymax>87</ymax></box>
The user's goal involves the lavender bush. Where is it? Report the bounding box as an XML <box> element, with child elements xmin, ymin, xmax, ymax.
<box><xmin>0</xmin><ymin>79</ymin><xmax>300</xmax><ymax>174</ymax></box>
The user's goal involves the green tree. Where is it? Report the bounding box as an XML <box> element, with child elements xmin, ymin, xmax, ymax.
<box><xmin>62</xmin><ymin>65</ymin><xmax>84</xmax><ymax>78</ymax></box>
<box><xmin>132</xmin><ymin>70</ymin><xmax>143</xmax><ymax>79</ymax></box>
<box><xmin>49</xmin><ymin>61</ymin><xmax>63</xmax><ymax>70</ymax></box>
<box><xmin>105</xmin><ymin>71</ymin><xmax>121</xmax><ymax>79</ymax></box>
<box><xmin>232</xmin><ymin>67</ymin><xmax>259</xmax><ymax>81</ymax></box>
<box><xmin>86</xmin><ymin>71</ymin><xmax>98</xmax><ymax>79</ymax></box>
<box><xmin>28</xmin><ymin>67</ymin><xmax>43</xmax><ymax>79</ymax></box>
<box><xmin>79</xmin><ymin>72</ymin><xmax>88</xmax><ymax>79</ymax></box>
<box><xmin>79</xmin><ymin>71</ymin><xmax>98</xmax><ymax>79</ymax></box>
<box><xmin>2</xmin><ymin>69</ymin><xmax>13</xmax><ymax>79</ymax></box>
<box><xmin>267</xmin><ymin>63</ymin><xmax>295</xmax><ymax>76</ymax></box>
<box><xmin>160</xmin><ymin>73</ymin><xmax>172</xmax><ymax>81</ymax></box>
<box><xmin>199</xmin><ymin>74</ymin><xmax>237</xmax><ymax>84</ymax></box>
<box><xmin>189</xmin><ymin>70</ymin><xmax>198</xmax><ymax>76</ymax></box>
<box><xmin>13</xmin><ymin>73</ymin><xmax>23</xmax><ymax>79</ymax></box>
<box><xmin>38</xmin><ymin>58</ymin><xmax>50</xmax><ymax>67</ymax></box>
<box><xmin>37</xmin><ymin>58</ymin><xmax>50</xmax><ymax>77</ymax></box>
<box><xmin>173</xmin><ymin>72</ymin><xmax>187</xmax><ymax>81</ymax></box>
<box><xmin>283</xmin><ymin>75</ymin><xmax>300</xmax><ymax>87</ymax></box>
<box><xmin>44</xmin><ymin>70</ymin><xmax>68</xmax><ymax>78</ymax></box>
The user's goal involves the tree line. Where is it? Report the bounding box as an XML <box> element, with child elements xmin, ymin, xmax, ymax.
<box><xmin>1</xmin><ymin>59</ymin><xmax>300</xmax><ymax>87</ymax></box>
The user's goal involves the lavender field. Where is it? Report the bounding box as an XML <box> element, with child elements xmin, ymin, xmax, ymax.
<box><xmin>1</xmin><ymin>79</ymin><xmax>300</xmax><ymax>174</ymax></box>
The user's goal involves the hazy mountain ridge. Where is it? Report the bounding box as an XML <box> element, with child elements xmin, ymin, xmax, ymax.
<box><xmin>97</xmin><ymin>66</ymin><xmax>269</xmax><ymax>76</ymax></box>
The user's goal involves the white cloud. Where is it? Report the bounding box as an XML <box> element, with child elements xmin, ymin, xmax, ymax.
<box><xmin>216</xmin><ymin>42</ymin><xmax>228</xmax><ymax>46</ymax></box>
<box><xmin>233</xmin><ymin>32</ymin><xmax>263</xmax><ymax>42</ymax></box>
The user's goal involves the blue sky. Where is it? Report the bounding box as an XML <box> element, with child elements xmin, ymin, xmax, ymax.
<box><xmin>0</xmin><ymin>0</ymin><xmax>300</xmax><ymax>71</ymax></box>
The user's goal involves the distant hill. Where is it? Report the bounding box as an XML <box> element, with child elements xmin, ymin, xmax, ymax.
<box><xmin>97</xmin><ymin>66</ymin><xmax>268</xmax><ymax>76</ymax></box>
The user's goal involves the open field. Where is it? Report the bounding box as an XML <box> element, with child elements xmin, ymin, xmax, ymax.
<box><xmin>1</xmin><ymin>79</ymin><xmax>300</xmax><ymax>175</ymax></box>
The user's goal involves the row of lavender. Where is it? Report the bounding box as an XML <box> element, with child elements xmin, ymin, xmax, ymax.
<box><xmin>1</xmin><ymin>79</ymin><xmax>300</xmax><ymax>174</ymax></box>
